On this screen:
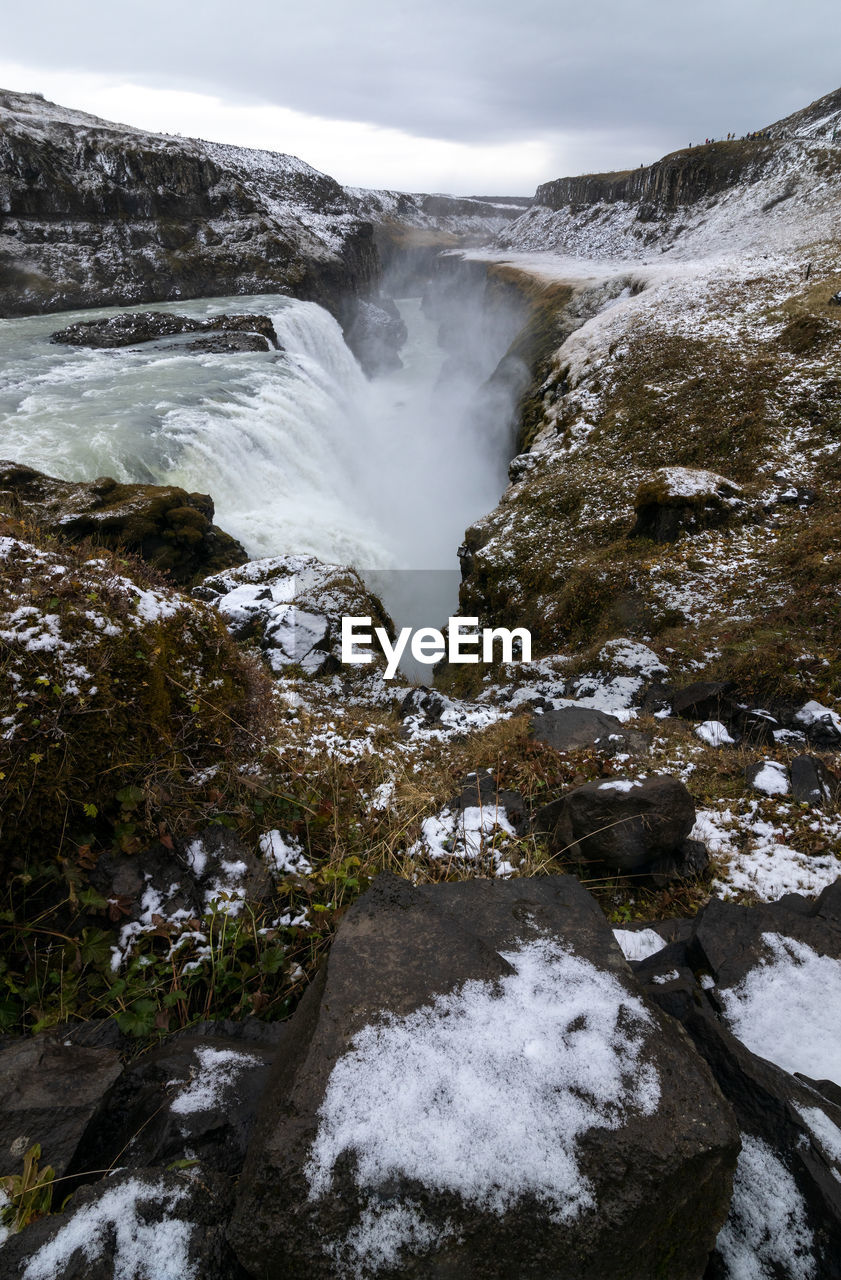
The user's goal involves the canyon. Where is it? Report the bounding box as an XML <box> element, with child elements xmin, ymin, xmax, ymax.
<box><xmin>1</xmin><ymin>80</ymin><xmax>841</xmax><ymax>1280</ymax></box>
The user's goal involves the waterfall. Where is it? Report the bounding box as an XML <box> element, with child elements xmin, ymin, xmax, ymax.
<box><xmin>0</xmin><ymin>282</ymin><xmax>526</xmax><ymax>627</ymax></box>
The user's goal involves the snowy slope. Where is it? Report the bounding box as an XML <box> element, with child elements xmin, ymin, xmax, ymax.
<box><xmin>498</xmin><ymin>87</ymin><xmax>841</xmax><ymax>262</ymax></box>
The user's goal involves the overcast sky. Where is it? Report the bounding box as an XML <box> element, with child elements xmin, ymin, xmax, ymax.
<box><xmin>2</xmin><ymin>1</ymin><xmax>840</xmax><ymax>193</ymax></box>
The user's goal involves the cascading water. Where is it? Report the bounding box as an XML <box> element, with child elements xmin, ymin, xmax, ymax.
<box><xmin>0</xmin><ymin>279</ymin><xmax>524</xmax><ymax>632</ymax></box>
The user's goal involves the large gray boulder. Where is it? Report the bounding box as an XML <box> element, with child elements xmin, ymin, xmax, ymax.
<box><xmin>0</xmin><ymin>1035</ymin><xmax>122</xmax><ymax>1179</ymax></box>
<box><xmin>228</xmin><ymin>874</ymin><xmax>737</xmax><ymax>1279</ymax></box>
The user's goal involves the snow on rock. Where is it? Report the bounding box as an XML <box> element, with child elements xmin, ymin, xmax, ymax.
<box><xmin>719</xmin><ymin>932</ymin><xmax>841</xmax><ymax>1084</ymax></box>
<box><xmin>648</xmin><ymin>467</ymin><xmax>742</xmax><ymax>501</ymax></box>
<box><xmin>794</xmin><ymin>700</ymin><xmax>841</xmax><ymax>740</ymax></box>
<box><xmin>748</xmin><ymin>760</ymin><xmax>791</xmax><ymax>796</ymax></box>
<box><xmin>259</xmin><ymin>829</ymin><xmax>313</xmax><ymax>878</ymax></box>
<box><xmin>794</xmin><ymin>1105</ymin><xmax>841</xmax><ymax>1168</ymax></box>
<box><xmin>170</xmin><ymin>1046</ymin><xmax>261</xmax><ymax>1117</ymax></box>
<box><xmin>597</xmin><ymin>638</ymin><xmax>668</xmax><ymax>678</ymax></box>
<box><xmin>613</xmin><ymin>928</ymin><xmax>668</xmax><ymax>962</ymax></box>
<box><xmin>696</xmin><ymin>721</ymin><xmax>736</xmax><ymax>747</ymax></box>
<box><xmin>196</xmin><ymin>554</ymin><xmax>390</xmax><ymax>678</ymax></box>
<box><xmin>714</xmin><ymin>1133</ymin><xmax>815</xmax><ymax>1280</ymax></box>
<box><xmin>18</xmin><ymin>1177</ymin><xmax>197</xmax><ymax>1280</ymax></box>
<box><xmin>305</xmin><ymin>937</ymin><xmax>661</xmax><ymax>1270</ymax></box>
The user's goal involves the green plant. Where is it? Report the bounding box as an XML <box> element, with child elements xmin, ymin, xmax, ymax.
<box><xmin>1</xmin><ymin>1144</ymin><xmax>55</xmax><ymax>1234</ymax></box>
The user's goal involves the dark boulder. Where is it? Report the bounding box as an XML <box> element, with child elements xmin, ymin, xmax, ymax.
<box><xmin>672</xmin><ymin>681</ymin><xmax>734</xmax><ymax>721</ymax></box>
<box><xmin>790</xmin><ymin>755</ymin><xmax>833</xmax><ymax>807</ymax></box>
<box><xmin>0</xmin><ymin>1035</ymin><xmax>121</xmax><ymax>1178</ymax></box>
<box><xmin>69</xmin><ymin>1029</ymin><xmax>281</xmax><ymax>1180</ymax></box>
<box><xmin>548</xmin><ymin>774</ymin><xmax>697</xmax><ymax>873</ymax></box>
<box><xmin>647</xmin><ymin>836</ymin><xmax>710</xmax><ymax>887</ymax></box>
<box><xmin>50</xmin><ymin>310</ymin><xmax>281</xmax><ymax>349</ymax></box>
<box><xmin>793</xmin><ymin>700</ymin><xmax>841</xmax><ymax>748</ymax></box>
<box><xmin>229</xmin><ymin>873</ymin><xmax>737</xmax><ymax>1279</ymax></box>
<box><xmin>0</xmin><ymin>1166</ymin><xmax>247</xmax><ymax>1279</ymax></box>
<box><xmin>530</xmin><ymin>706</ymin><xmax>650</xmax><ymax>754</ymax></box>
<box><xmin>0</xmin><ymin>461</ymin><xmax>247</xmax><ymax>586</ymax></box>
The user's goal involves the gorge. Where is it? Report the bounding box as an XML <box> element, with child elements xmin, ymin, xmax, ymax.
<box><xmin>2</xmin><ymin>78</ymin><xmax>841</xmax><ymax>1280</ymax></box>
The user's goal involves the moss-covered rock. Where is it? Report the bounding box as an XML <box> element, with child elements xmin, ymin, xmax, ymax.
<box><xmin>0</xmin><ymin>462</ymin><xmax>247</xmax><ymax>586</ymax></box>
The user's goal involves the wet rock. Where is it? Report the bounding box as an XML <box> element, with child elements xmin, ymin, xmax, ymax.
<box><xmin>790</xmin><ymin>754</ymin><xmax>833</xmax><ymax>807</ymax></box>
<box><xmin>548</xmin><ymin>774</ymin><xmax>697</xmax><ymax>873</ymax></box>
<box><xmin>344</xmin><ymin>297</ymin><xmax>408</xmax><ymax>375</ymax></box>
<box><xmin>195</xmin><ymin>554</ymin><xmax>393</xmax><ymax>678</ymax></box>
<box><xmin>50</xmin><ymin>310</ymin><xmax>280</xmax><ymax>349</ymax></box>
<box><xmin>0</xmin><ymin>1035</ymin><xmax>121</xmax><ymax>1177</ymax></box>
<box><xmin>229</xmin><ymin>873</ymin><xmax>737</xmax><ymax>1279</ymax></box>
<box><xmin>631</xmin><ymin>467</ymin><xmax>748</xmax><ymax>543</ymax></box>
<box><xmin>0</xmin><ymin>460</ymin><xmax>247</xmax><ymax>585</ymax></box>
<box><xmin>671</xmin><ymin>680</ymin><xmax>734</xmax><ymax>721</ymax></box>
<box><xmin>530</xmin><ymin>706</ymin><xmax>650</xmax><ymax>754</ymax></box>
<box><xmin>0</xmin><ymin>1166</ymin><xmax>246</xmax><ymax>1280</ymax></box>
<box><xmin>185</xmin><ymin>331</ymin><xmax>272</xmax><ymax>354</ymax></box>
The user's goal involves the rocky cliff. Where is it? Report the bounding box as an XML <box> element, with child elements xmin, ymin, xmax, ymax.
<box><xmin>0</xmin><ymin>89</ymin><xmax>380</xmax><ymax>321</ymax></box>
<box><xmin>500</xmin><ymin>84</ymin><xmax>841</xmax><ymax>259</ymax></box>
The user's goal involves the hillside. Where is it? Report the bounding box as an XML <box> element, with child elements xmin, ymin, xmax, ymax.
<box><xmin>497</xmin><ymin>85</ymin><xmax>841</xmax><ymax>259</ymax></box>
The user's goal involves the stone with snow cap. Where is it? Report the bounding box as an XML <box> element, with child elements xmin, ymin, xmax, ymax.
<box><xmin>195</xmin><ymin>554</ymin><xmax>393</xmax><ymax>678</ymax></box>
<box><xmin>631</xmin><ymin>466</ymin><xmax>748</xmax><ymax>543</ymax></box>
<box><xmin>646</xmin><ymin>893</ymin><xmax>841</xmax><ymax>1277</ymax></box>
<box><xmin>548</xmin><ymin>773</ymin><xmax>697</xmax><ymax>873</ymax></box>
<box><xmin>67</xmin><ymin>1030</ymin><xmax>280</xmax><ymax>1180</ymax></box>
<box><xmin>229</xmin><ymin>873</ymin><xmax>737</xmax><ymax>1279</ymax></box>
<box><xmin>0</xmin><ymin>1165</ymin><xmax>243</xmax><ymax>1279</ymax></box>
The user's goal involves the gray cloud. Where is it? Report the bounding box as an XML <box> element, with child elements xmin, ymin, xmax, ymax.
<box><xmin>4</xmin><ymin>0</ymin><xmax>841</xmax><ymax>158</ymax></box>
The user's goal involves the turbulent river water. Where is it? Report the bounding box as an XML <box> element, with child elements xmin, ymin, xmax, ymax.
<box><xmin>0</xmin><ymin>291</ymin><xmax>516</xmax><ymax>629</ymax></box>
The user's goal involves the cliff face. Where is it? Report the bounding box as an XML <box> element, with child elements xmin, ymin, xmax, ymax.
<box><xmin>502</xmin><ymin>85</ymin><xmax>841</xmax><ymax>260</ymax></box>
<box><xmin>0</xmin><ymin>90</ymin><xmax>380</xmax><ymax>319</ymax></box>
<box><xmin>534</xmin><ymin>140</ymin><xmax>775</xmax><ymax>215</ymax></box>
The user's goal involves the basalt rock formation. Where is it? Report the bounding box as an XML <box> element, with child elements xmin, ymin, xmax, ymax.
<box><xmin>0</xmin><ymin>89</ymin><xmax>379</xmax><ymax>324</ymax></box>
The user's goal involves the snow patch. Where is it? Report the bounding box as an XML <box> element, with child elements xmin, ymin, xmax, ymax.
<box><xmin>719</xmin><ymin>933</ymin><xmax>841</xmax><ymax>1084</ymax></box>
<box><xmin>306</xmin><ymin>937</ymin><xmax>660</xmax><ymax>1272</ymax></box>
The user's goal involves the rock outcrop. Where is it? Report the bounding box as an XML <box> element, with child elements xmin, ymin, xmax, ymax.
<box><xmin>0</xmin><ymin>461</ymin><xmax>247</xmax><ymax>585</ymax></box>
<box><xmin>229</xmin><ymin>874</ymin><xmax>738</xmax><ymax>1279</ymax></box>
<box><xmin>50</xmin><ymin>310</ymin><xmax>281</xmax><ymax>351</ymax></box>
<box><xmin>0</xmin><ymin>89</ymin><xmax>380</xmax><ymax>322</ymax></box>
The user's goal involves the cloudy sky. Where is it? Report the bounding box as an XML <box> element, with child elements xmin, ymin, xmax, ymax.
<box><xmin>2</xmin><ymin>1</ymin><xmax>840</xmax><ymax>193</ymax></box>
